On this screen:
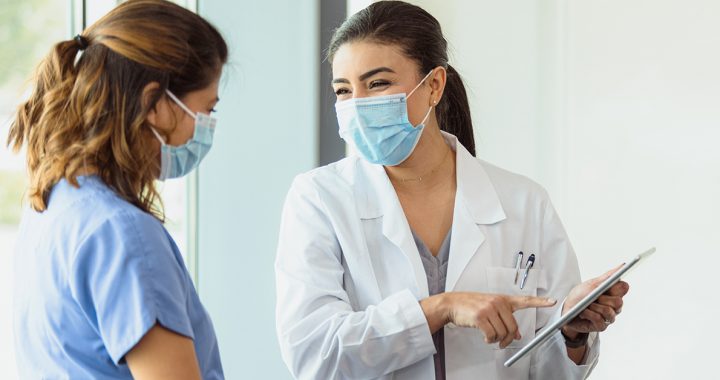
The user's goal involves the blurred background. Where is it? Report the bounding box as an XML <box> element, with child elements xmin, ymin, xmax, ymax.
<box><xmin>1</xmin><ymin>0</ymin><xmax>718</xmax><ymax>379</ymax></box>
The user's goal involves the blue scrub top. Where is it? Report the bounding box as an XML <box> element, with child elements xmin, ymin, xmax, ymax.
<box><xmin>13</xmin><ymin>176</ymin><xmax>224</xmax><ymax>379</ymax></box>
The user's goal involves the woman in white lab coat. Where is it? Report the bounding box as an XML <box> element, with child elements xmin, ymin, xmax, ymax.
<box><xmin>275</xmin><ymin>1</ymin><xmax>629</xmax><ymax>379</ymax></box>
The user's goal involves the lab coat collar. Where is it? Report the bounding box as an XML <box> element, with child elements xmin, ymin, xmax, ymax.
<box><xmin>443</xmin><ymin>132</ymin><xmax>506</xmax><ymax>291</ymax></box>
<box><xmin>353</xmin><ymin>132</ymin><xmax>507</xmax><ymax>295</ymax></box>
<box><xmin>445</xmin><ymin>132</ymin><xmax>506</xmax><ymax>225</ymax></box>
<box><xmin>354</xmin><ymin>132</ymin><xmax>506</xmax><ymax>225</ymax></box>
<box><xmin>354</xmin><ymin>157</ymin><xmax>429</xmax><ymax>296</ymax></box>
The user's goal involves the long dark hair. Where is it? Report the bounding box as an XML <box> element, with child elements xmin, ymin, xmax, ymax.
<box><xmin>327</xmin><ymin>0</ymin><xmax>475</xmax><ymax>156</ymax></box>
<box><xmin>7</xmin><ymin>0</ymin><xmax>228</xmax><ymax>220</ymax></box>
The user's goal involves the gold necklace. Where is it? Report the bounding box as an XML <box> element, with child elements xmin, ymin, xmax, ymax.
<box><xmin>390</xmin><ymin>147</ymin><xmax>452</xmax><ymax>183</ymax></box>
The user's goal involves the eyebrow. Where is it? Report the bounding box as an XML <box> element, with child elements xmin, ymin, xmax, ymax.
<box><xmin>332</xmin><ymin>67</ymin><xmax>396</xmax><ymax>84</ymax></box>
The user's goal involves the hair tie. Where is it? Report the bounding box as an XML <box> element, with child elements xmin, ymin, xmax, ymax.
<box><xmin>74</xmin><ymin>35</ymin><xmax>89</xmax><ymax>50</ymax></box>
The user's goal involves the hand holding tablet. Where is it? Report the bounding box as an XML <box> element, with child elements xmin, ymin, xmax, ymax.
<box><xmin>504</xmin><ymin>247</ymin><xmax>656</xmax><ymax>367</ymax></box>
<box><xmin>560</xmin><ymin>263</ymin><xmax>628</xmax><ymax>342</ymax></box>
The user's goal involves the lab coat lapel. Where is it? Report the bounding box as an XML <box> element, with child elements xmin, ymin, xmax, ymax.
<box><xmin>445</xmin><ymin>133</ymin><xmax>506</xmax><ymax>291</ymax></box>
<box><xmin>447</xmin><ymin>194</ymin><xmax>485</xmax><ymax>292</ymax></box>
<box><xmin>381</xmin><ymin>194</ymin><xmax>430</xmax><ymax>298</ymax></box>
<box><xmin>316</xmin><ymin>161</ymin><xmax>385</xmax><ymax>306</ymax></box>
<box><xmin>357</xmin><ymin>161</ymin><xmax>430</xmax><ymax>299</ymax></box>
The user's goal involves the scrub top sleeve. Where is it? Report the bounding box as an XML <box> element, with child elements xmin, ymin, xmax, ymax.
<box><xmin>69</xmin><ymin>209</ymin><xmax>193</xmax><ymax>365</ymax></box>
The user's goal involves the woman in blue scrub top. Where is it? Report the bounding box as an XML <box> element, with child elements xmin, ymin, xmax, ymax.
<box><xmin>7</xmin><ymin>1</ymin><xmax>226</xmax><ymax>378</ymax></box>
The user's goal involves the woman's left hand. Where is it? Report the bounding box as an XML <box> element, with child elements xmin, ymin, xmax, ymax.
<box><xmin>561</xmin><ymin>265</ymin><xmax>630</xmax><ymax>337</ymax></box>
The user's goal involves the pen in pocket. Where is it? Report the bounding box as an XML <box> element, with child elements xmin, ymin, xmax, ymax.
<box><xmin>520</xmin><ymin>253</ymin><xmax>535</xmax><ymax>290</ymax></box>
<box><xmin>513</xmin><ymin>251</ymin><xmax>524</xmax><ymax>284</ymax></box>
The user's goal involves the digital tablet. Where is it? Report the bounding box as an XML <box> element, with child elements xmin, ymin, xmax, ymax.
<box><xmin>503</xmin><ymin>247</ymin><xmax>656</xmax><ymax>367</ymax></box>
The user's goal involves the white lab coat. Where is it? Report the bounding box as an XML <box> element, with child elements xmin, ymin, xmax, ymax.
<box><xmin>275</xmin><ymin>132</ymin><xmax>600</xmax><ymax>380</ymax></box>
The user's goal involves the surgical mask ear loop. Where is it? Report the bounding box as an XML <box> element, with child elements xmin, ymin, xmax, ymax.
<box><xmin>150</xmin><ymin>89</ymin><xmax>195</xmax><ymax>145</ymax></box>
<box><xmin>407</xmin><ymin>70</ymin><xmax>434</xmax><ymax>99</ymax></box>
<box><xmin>149</xmin><ymin>90</ymin><xmax>198</xmax><ymax>145</ymax></box>
<box><xmin>407</xmin><ymin>70</ymin><xmax>435</xmax><ymax>127</ymax></box>
<box><xmin>165</xmin><ymin>89</ymin><xmax>197</xmax><ymax>120</ymax></box>
<box><xmin>149</xmin><ymin>127</ymin><xmax>166</xmax><ymax>145</ymax></box>
<box><xmin>417</xmin><ymin>102</ymin><xmax>433</xmax><ymax>126</ymax></box>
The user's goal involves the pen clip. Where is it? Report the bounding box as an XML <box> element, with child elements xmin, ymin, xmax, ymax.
<box><xmin>520</xmin><ymin>254</ymin><xmax>535</xmax><ymax>289</ymax></box>
<box><xmin>525</xmin><ymin>254</ymin><xmax>535</xmax><ymax>269</ymax></box>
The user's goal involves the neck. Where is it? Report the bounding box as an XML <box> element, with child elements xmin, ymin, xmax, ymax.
<box><xmin>385</xmin><ymin>126</ymin><xmax>455</xmax><ymax>193</ymax></box>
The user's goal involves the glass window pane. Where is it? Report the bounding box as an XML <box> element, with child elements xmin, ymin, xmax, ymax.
<box><xmin>159</xmin><ymin>178</ymin><xmax>189</xmax><ymax>256</ymax></box>
<box><xmin>1</xmin><ymin>1</ymin><xmax>69</xmax><ymax>377</ymax></box>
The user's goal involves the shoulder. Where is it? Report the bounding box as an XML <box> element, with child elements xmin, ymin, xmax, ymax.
<box><xmin>287</xmin><ymin>156</ymin><xmax>360</xmax><ymax>198</ymax></box>
<box><xmin>49</xmin><ymin>177</ymin><xmax>172</xmax><ymax>260</ymax></box>
<box><xmin>479</xmin><ymin>160</ymin><xmax>549</xmax><ymax>196</ymax></box>
<box><xmin>68</xmin><ymin>185</ymin><xmax>185</xmax><ymax>296</ymax></box>
<box><xmin>49</xmin><ymin>177</ymin><xmax>156</xmax><ymax>221</ymax></box>
<box><xmin>475</xmin><ymin>159</ymin><xmax>552</xmax><ymax>210</ymax></box>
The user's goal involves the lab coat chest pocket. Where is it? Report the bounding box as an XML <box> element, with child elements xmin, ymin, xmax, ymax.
<box><xmin>484</xmin><ymin>266</ymin><xmax>547</xmax><ymax>349</ymax></box>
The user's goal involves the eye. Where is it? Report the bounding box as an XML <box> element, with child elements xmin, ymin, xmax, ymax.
<box><xmin>369</xmin><ymin>80</ymin><xmax>390</xmax><ymax>89</ymax></box>
<box><xmin>334</xmin><ymin>87</ymin><xmax>351</xmax><ymax>96</ymax></box>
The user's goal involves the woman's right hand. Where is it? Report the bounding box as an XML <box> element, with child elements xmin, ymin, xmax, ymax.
<box><xmin>421</xmin><ymin>292</ymin><xmax>557</xmax><ymax>349</ymax></box>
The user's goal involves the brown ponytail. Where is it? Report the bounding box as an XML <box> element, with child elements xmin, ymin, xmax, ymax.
<box><xmin>6</xmin><ymin>0</ymin><xmax>227</xmax><ymax>220</ymax></box>
<box><xmin>437</xmin><ymin>65</ymin><xmax>475</xmax><ymax>155</ymax></box>
<box><xmin>8</xmin><ymin>39</ymin><xmax>84</xmax><ymax>212</ymax></box>
<box><xmin>327</xmin><ymin>0</ymin><xmax>476</xmax><ymax>156</ymax></box>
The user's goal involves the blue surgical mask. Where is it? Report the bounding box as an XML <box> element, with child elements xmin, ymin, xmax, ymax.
<box><xmin>150</xmin><ymin>90</ymin><xmax>217</xmax><ymax>181</ymax></box>
<box><xmin>335</xmin><ymin>71</ymin><xmax>434</xmax><ymax>166</ymax></box>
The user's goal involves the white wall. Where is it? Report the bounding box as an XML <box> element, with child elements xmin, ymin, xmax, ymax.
<box><xmin>410</xmin><ymin>0</ymin><xmax>719</xmax><ymax>378</ymax></box>
<box><xmin>563</xmin><ymin>1</ymin><xmax>719</xmax><ymax>378</ymax></box>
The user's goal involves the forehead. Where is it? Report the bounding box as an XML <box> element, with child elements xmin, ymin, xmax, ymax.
<box><xmin>331</xmin><ymin>40</ymin><xmax>417</xmax><ymax>78</ymax></box>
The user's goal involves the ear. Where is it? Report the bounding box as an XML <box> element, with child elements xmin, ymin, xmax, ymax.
<box><xmin>143</xmin><ymin>81</ymin><xmax>162</xmax><ymax>126</ymax></box>
<box><xmin>429</xmin><ymin>66</ymin><xmax>447</xmax><ymax>106</ymax></box>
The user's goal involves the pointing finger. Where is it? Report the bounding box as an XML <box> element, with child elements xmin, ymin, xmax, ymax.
<box><xmin>509</xmin><ymin>296</ymin><xmax>557</xmax><ymax>311</ymax></box>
